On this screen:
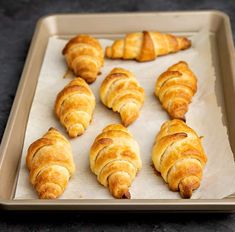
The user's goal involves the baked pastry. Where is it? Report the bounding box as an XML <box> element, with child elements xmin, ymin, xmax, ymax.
<box><xmin>106</xmin><ymin>31</ymin><xmax>191</xmax><ymax>62</ymax></box>
<box><xmin>55</xmin><ymin>77</ymin><xmax>95</xmax><ymax>138</ymax></box>
<box><xmin>100</xmin><ymin>68</ymin><xmax>145</xmax><ymax>126</ymax></box>
<box><xmin>26</xmin><ymin>128</ymin><xmax>75</xmax><ymax>199</ymax></box>
<box><xmin>152</xmin><ymin>119</ymin><xmax>207</xmax><ymax>198</ymax></box>
<box><xmin>155</xmin><ymin>61</ymin><xmax>197</xmax><ymax>120</ymax></box>
<box><xmin>62</xmin><ymin>34</ymin><xmax>104</xmax><ymax>83</ymax></box>
<box><xmin>90</xmin><ymin>124</ymin><xmax>142</xmax><ymax>199</ymax></box>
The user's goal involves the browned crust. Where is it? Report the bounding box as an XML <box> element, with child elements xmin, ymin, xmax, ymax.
<box><xmin>137</xmin><ymin>31</ymin><xmax>155</xmax><ymax>62</ymax></box>
<box><xmin>62</xmin><ymin>34</ymin><xmax>102</xmax><ymax>55</ymax></box>
<box><xmin>152</xmin><ymin>119</ymin><xmax>207</xmax><ymax>198</ymax></box>
<box><xmin>89</xmin><ymin>124</ymin><xmax>142</xmax><ymax>199</ymax></box>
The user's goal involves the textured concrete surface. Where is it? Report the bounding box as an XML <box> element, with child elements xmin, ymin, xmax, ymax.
<box><xmin>0</xmin><ymin>211</ymin><xmax>235</xmax><ymax>231</ymax></box>
<box><xmin>1</xmin><ymin>0</ymin><xmax>235</xmax><ymax>231</ymax></box>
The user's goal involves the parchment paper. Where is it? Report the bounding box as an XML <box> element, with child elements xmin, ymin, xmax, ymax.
<box><xmin>15</xmin><ymin>31</ymin><xmax>235</xmax><ymax>199</ymax></box>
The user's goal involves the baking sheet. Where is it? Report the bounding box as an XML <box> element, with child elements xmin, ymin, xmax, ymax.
<box><xmin>15</xmin><ymin>30</ymin><xmax>235</xmax><ymax>199</ymax></box>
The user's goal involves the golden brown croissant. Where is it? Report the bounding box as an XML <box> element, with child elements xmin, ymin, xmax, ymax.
<box><xmin>100</xmin><ymin>68</ymin><xmax>145</xmax><ymax>126</ymax></box>
<box><xmin>62</xmin><ymin>34</ymin><xmax>104</xmax><ymax>83</ymax></box>
<box><xmin>55</xmin><ymin>77</ymin><xmax>95</xmax><ymax>138</ymax></box>
<box><xmin>106</xmin><ymin>31</ymin><xmax>191</xmax><ymax>62</ymax></box>
<box><xmin>155</xmin><ymin>61</ymin><xmax>197</xmax><ymax>120</ymax></box>
<box><xmin>90</xmin><ymin>124</ymin><xmax>142</xmax><ymax>199</ymax></box>
<box><xmin>26</xmin><ymin>128</ymin><xmax>75</xmax><ymax>199</ymax></box>
<box><xmin>152</xmin><ymin>119</ymin><xmax>207</xmax><ymax>198</ymax></box>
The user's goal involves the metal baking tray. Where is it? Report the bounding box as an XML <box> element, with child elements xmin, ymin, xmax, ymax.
<box><xmin>0</xmin><ymin>11</ymin><xmax>235</xmax><ymax>211</ymax></box>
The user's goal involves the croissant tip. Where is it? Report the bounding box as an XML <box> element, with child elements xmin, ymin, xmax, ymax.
<box><xmin>39</xmin><ymin>194</ymin><xmax>58</xmax><ymax>200</ymax></box>
<box><xmin>122</xmin><ymin>121</ymin><xmax>130</xmax><ymax>127</ymax></box>
<box><xmin>121</xmin><ymin>112</ymin><xmax>139</xmax><ymax>127</ymax></box>
<box><xmin>179</xmin><ymin>184</ymin><xmax>192</xmax><ymax>199</ymax></box>
<box><xmin>179</xmin><ymin>176</ymin><xmax>200</xmax><ymax>199</ymax></box>
<box><xmin>179</xmin><ymin>186</ymin><xmax>193</xmax><ymax>199</ymax></box>
<box><xmin>121</xmin><ymin>191</ymin><xmax>131</xmax><ymax>199</ymax></box>
<box><xmin>62</xmin><ymin>43</ymin><xmax>70</xmax><ymax>55</ymax></box>
<box><xmin>86</xmin><ymin>78</ymin><xmax>96</xmax><ymax>84</ymax></box>
<box><xmin>187</xmin><ymin>38</ymin><xmax>192</xmax><ymax>46</ymax></box>
<box><xmin>180</xmin><ymin>37</ymin><xmax>192</xmax><ymax>50</ymax></box>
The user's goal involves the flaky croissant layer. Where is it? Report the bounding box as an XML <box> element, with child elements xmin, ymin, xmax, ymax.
<box><xmin>90</xmin><ymin>124</ymin><xmax>142</xmax><ymax>199</ymax></box>
<box><xmin>152</xmin><ymin>119</ymin><xmax>207</xmax><ymax>198</ymax></box>
<box><xmin>155</xmin><ymin>61</ymin><xmax>197</xmax><ymax>120</ymax></box>
<box><xmin>55</xmin><ymin>77</ymin><xmax>96</xmax><ymax>138</ymax></box>
<box><xmin>26</xmin><ymin>128</ymin><xmax>75</xmax><ymax>199</ymax></box>
<box><xmin>100</xmin><ymin>67</ymin><xmax>145</xmax><ymax>126</ymax></box>
<box><xmin>63</xmin><ymin>34</ymin><xmax>104</xmax><ymax>83</ymax></box>
<box><xmin>106</xmin><ymin>31</ymin><xmax>191</xmax><ymax>62</ymax></box>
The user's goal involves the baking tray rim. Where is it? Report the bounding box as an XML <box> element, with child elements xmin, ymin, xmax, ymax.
<box><xmin>1</xmin><ymin>10</ymin><xmax>235</xmax><ymax>210</ymax></box>
<box><xmin>36</xmin><ymin>10</ymin><xmax>232</xmax><ymax>26</ymax></box>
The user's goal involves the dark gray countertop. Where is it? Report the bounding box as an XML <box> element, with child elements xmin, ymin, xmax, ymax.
<box><xmin>1</xmin><ymin>0</ymin><xmax>235</xmax><ymax>231</ymax></box>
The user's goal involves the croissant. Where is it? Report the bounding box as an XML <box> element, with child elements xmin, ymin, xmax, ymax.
<box><xmin>106</xmin><ymin>31</ymin><xmax>191</xmax><ymax>62</ymax></box>
<box><xmin>26</xmin><ymin>128</ymin><xmax>75</xmax><ymax>199</ymax></box>
<box><xmin>90</xmin><ymin>124</ymin><xmax>142</xmax><ymax>199</ymax></box>
<box><xmin>62</xmin><ymin>34</ymin><xmax>104</xmax><ymax>83</ymax></box>
<box><xmin>55</xmin><ymin>77</ymin><xmax>95</xmax><ymax>138</ymax></box>
<box><xmin>152</xmin><ymin>119</ymin><xmax>207</xmax><ymax>198</ymax></box>
<box><xmin>100</xmin><ymin>68</ymin><xmax>145</xmax><ymax>126</ymax></box>
<box><xmin>155</xmin><ymin>61</ymin><xmax>197</xmax><ymax>120</ymax></box>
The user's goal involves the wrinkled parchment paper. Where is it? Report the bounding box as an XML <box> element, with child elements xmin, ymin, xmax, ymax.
<box><xmin>15</xmin><ymin>31</ymin><xmax>235</xmax><ymax>199</ymax></box>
